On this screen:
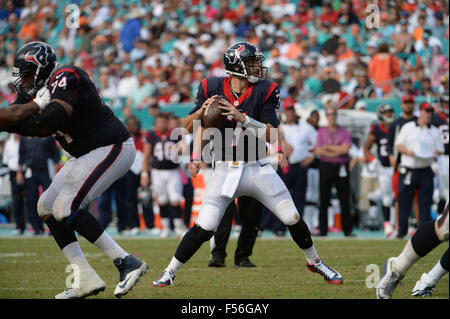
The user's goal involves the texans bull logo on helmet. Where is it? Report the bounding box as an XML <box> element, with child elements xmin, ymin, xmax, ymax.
<box><xmin>12</xmin><ymin>41</ymin><xmax>58</xmax><ymax>96</ymax></box>
<box><xmin>24</xmin><ymin>44</ymin><xmax>52</xmax><ymax>68</ymax></box>
<box><xmin>225</xmin><ymin>45</ymin><xmax>245</xmax><ymax>65</ymax></box>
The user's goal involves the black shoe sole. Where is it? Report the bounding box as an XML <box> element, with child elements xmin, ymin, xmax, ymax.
<box><xmin>235</xmin><ymin>261</ymin><xmax>257</xmax><ymax>268</ymax></box>
<box><xmin>208</xmin><ymin>262</ymin><xmax>225</xmax><ymax>267</ymax></box>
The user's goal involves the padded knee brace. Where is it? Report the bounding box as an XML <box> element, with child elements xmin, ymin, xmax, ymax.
<box><xmin>276</xmin><ymin>200</ymin><xmax>300</xmax><ymax>226</ymax></box>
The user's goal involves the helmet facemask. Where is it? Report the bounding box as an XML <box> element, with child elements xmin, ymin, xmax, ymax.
<box><xmin>377</xmin><ymin>104</ymin><xmax>396</xmax><ymax>124</ymax></box>
<box><xmin>241</xmin><ymin>57</ymin><xmax>268</xmax><ymax>83</ymax></box>
<box><xmin>13</xmin><ymin>62</ymin><xmax>58</xmax><ymax>97</ymax></box>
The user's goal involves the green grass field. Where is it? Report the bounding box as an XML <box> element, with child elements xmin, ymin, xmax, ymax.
<box><xmin>0</xmin><ymin>237</ymin><xmax>448</xmax><ymax>299</ymax></box>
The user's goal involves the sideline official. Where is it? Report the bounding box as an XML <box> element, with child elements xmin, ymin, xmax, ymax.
<box><xmin>395</xmin><ymin>102</ymin><xmax>444</xmax><ymax>238</ymax></box>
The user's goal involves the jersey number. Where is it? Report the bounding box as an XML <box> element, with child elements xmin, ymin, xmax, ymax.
<box><xmin>50</xmin><ymin>76</ymin><xmax>67</xmax><ymax>94</ymax></box>
<box><xmin>154</xmin><ymin>141</ymin><xmax>175</xmax><ymax>161</ymax></box>
<box><xmin>439</xmin><ymin>125</ymin><xmax>449</xmax><ymax>145</ymax></box>
<box><xmin>379</xmin><ymin>138</ymin><xmax>388</xmax><ymax>157</ymax></box>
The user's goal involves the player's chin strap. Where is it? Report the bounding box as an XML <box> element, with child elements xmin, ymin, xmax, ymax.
<box><xmin>242</xmin><ymin>115</ymin><xmax>267</xmax><ymax>138</ymax></box>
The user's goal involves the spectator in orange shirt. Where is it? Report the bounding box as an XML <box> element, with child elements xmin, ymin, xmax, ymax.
<box><xmin>285</xmin><ymin>30</ymin><xmax>306</xmax><ymax>60</ymax></box>
<box><xmin>336</xmin><ymin>38</ymin><xmax>354</xmax><ymax>62</ymax></box>
<box><xmin>413</xmin><ymin>15</ymin><xmax>427</xmax><ymax>41</ymax></box>
<box><xmin>17</xmin><ymin>15</ymin><xmax>40</xmax><ymax>42</ymax></box>
<box><xmin>368</xmin><ymin>42</ymin><xmax>402</xmax><ymax>96</ymax></box>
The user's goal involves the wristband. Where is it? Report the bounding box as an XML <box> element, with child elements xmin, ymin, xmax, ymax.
<box><xmin>141</xmin><ymin>172</ymin><xmax>149</xmax><ymax>178</ymax></box>
<box><xmin>192</xmin><ymin>152</ymin><xmax>201</xmax><ymax>161</ymax></box>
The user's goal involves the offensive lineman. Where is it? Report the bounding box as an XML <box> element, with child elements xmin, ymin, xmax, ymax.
<box><xmin>2</xmin><ymin>42</ymin><xmax>147</xmax><ymax>298</ymax></box>
<box><xmin>363</xmin><ymin>104</ymin><xmax>396</xmax><ymax>236</ymax></box>
<box><xmin>152</xmin><ymin>41</ymin><xmax>343</xmax><ymax>287</ymax></box>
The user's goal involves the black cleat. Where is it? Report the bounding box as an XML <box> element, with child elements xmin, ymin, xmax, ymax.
<box><xmin>235</xmin><ymin>258</ymin><xmax>257</xmax><ymax>268</ymax></box>
<box><xmin>208</xmin><ymin>256</ymin><xmax>226</xmax><ymax>267</ymax></box>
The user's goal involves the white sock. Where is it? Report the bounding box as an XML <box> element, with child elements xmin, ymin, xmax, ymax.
<box><xmin>62</xmin><ymin>242</ymin><xmax>93</xmax><ymax>271</ymax></box>
<box><xmin>427</xmin><ymin>260</ymin><xmax>448</xmax><ymax>284</ymax></box>
<box><xmin>93</xmin><ymin>231</ymin><xmax>129</xmax><ymax>260</ymax></box>
<box><xmin>302</xmin><ymin>245</ymin><xmax>319</xmax><ymax>265</ymax></box>
<box><xmin>174</xmin><ymin>218</ymin><xmax>186</xmax><ymax>229</ymax></box>
<box><xmin>210</xmin><ymin>235</ymin><xmax>216</xmax><ymax>253</ymax></box>
<box><xmin>392</xmin><ymin>239</ymin><xmax>420</xmax><ymax>275</ymax></box>
<box><xmin>161</xmin><ymin>218</ymin><xmax>170</xmax><ymax>230</ymax></box>
<box><xmin>167</xmin><ymin>257</ymin><xmax>184</xmax><ymax>273</ymax></box>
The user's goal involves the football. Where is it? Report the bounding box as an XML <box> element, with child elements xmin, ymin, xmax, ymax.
<box><xmin>202</xmin><ymin>95</ymin><xmax>227</xmax><ymax>128</ymax></box>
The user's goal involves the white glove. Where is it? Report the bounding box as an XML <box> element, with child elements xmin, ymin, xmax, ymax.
<box><xmin>33</xmin><ymin>87</ymin><xmax>51</xmax><ymax>110</ymax></box>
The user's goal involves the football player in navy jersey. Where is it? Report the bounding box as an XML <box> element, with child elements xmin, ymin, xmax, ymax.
<box><xmin>432</xmin><ymin>94</ymin><xmax>449</xmax><ymax>215</ymax></box>
<box><xmin>363</xmin><ymin>104</ymin><xmax>396</xmax><ymax>237</ymax></box>
<box><xmin>153</xmin><ymin>41</ymin><xmax>343</xmax><ymax>288</ymax></box>
<box><xmin>148</xmin><ymin>112</ymin><xmax>187</xmax><ymax>237</ymax></box>
<box><xmin>2</xmin><ymin>42</ymin><xmax>147</xmax><ymax>299</ymax></box>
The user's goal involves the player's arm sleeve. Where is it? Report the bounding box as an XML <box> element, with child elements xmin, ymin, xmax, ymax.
<box><xmin>189</xmin><ymin>79</ymin><xmax>208</xmax><ymax>115</ymax></box>
<box><xmin>260</xmin><ymin>84</ymin><xmax>281</xmax><ymax>128</ymax></box>
<box><xmin>183</xmin><ymin>79</ymin><xmax>208</xmax><ymax>132</ymax></box>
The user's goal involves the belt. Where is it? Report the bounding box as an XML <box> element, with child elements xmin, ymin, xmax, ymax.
<box><xmin>406</xmin><ymin>167</ymin><xmax>431</xmax><ymax>171</ymax></box>
<box><xmin>399</xmin><ymin>166</ymin><xmax>431</xmax><ymax>173</ymax></box>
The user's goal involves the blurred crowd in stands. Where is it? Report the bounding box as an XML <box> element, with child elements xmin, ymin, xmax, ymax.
<box><xmin>0</xmin><ymin>0</ymin><xmax>448</xmax><ymax>110</ymax></box>
<box><xmin>0</xmin><ymin>0</ymin><xmax>448</xmax><ymax>237</ymax></box>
